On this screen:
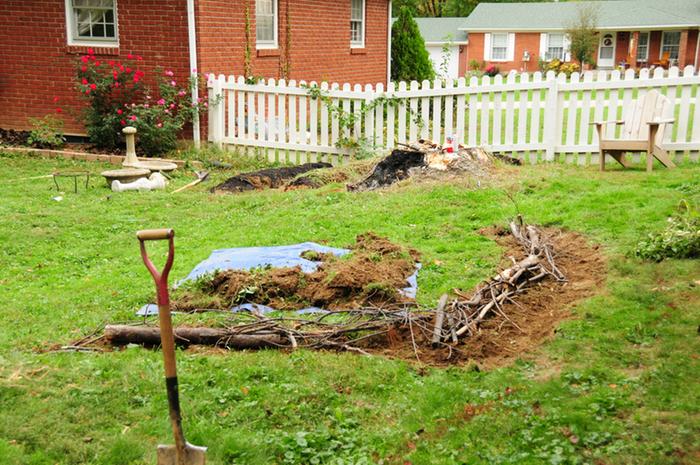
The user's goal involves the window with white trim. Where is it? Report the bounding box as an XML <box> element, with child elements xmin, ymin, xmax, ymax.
<box><xmin>66</xmin><ymin>0</ymin><xmax>118</xmax><ymax>45</ymax></box>
<box><xmin>636</xmin><ymin>32</ymin><xmax>649</xmax><ymax>62</ymax></box>
<box><xmin>660</xmin><ymin>31</ymin><xmax>681</xmax><ymax>60</ymax></box>
<box><xmin>546</xmin><ymin>33</ymin><xmax>565</xmax><ymax>61</ymax></box>
<box><xmin>256</xmin><ymin>0</ymin><xmax>278</xmax><ymax>49</ymax></box>
<box><xmin>350</xmin><ymin>0</ymin><xmax>365</xmax><ymax>47</ymax></box>
<box><xmin>491</xmin><ymin>33</ymin><xmax>508</xmax><ymax>60</ymax></box>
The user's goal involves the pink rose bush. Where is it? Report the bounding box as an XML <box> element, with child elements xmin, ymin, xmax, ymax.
<box><xmin>76</xmin><ymin>49</ymin><xmax>209</xmax><ymax>155</ymax></box>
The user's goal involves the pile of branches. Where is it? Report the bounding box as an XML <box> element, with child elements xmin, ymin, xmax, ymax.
<box><xmin>102</xmin><ymin>220</ymin><xmax>566</xmax><ymax>357</ymax></box>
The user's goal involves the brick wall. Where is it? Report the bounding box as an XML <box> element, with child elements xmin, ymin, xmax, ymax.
<box><xmin>196</xmin><ymin>0</ymin><xmax>389</xmax><ymax>85</ymax></box>
<box><xmin>465</xmin><ymin>32</ymin><xmax>545</xmax><ymax>73</ymax></box>
<box><xmin>0</xmin><ymin>0</ymin><xmax>191</xmax><ymax>134</ymax></box>
<box><xmin>0</xmin><ymin>0</ymin><xmax>389</xmax><ymax>135</ymax></box>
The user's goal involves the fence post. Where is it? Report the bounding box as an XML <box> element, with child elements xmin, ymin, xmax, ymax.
<box><xmin>209</xmin><ymin>75</ymin><xmax>224</xmax><ymax>148</ymax></box>
<box><xmin>543</xmin><ymin>71</ymin><xmax>559</xmax><ymax>161</ymax></box>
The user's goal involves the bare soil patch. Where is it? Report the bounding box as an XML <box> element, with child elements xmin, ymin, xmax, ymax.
<box><xmin>171</xmin><ymin>233</ymin><xmax>420</xmax><ymax>312</ymax></box>
<box><xmin>212</xmin><ymin>162</ymin><xmax>332</xmax><ymax>193</ymax></box>
<box><xmin>368</xmin><ymin>227</ymin><xmax>606</xmax><ymax>367</ymax></box>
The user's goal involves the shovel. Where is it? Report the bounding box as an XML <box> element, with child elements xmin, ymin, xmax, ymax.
<box><xmin>137</xmin><ymin>228</ymin><xmax>207</xmax><ymax>465</ymax></box>
<box><xmin>172</xmin><ymin>171</ymin><xmax>210</xmax><ymax>194</ymax></box>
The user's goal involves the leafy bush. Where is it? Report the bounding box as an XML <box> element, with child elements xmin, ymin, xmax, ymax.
<box><xmin>541</xmin><ymin>58</ymin><xmax>580</xmax><ymax>76</ymax></box>
<box><xmin>635</xmin><ymin>201</ymin><xmax>700</xmax><ymax>261</ymax></box>
<box><xmin>76</xmin><ymin>49</ymin><xmax>208</xmax><ymax>156</ymax></box>
<box><xmin>27</xmin><ymin>115</ymin><xmax>65</xmax><ymax>149</ymax></box>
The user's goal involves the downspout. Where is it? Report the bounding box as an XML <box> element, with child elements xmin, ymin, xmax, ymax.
<box><xmin>387</xmin><ymin>0</ymin><xmax>392</xmax><ymax>84</ymax></box>
<box><xmin>187</xmin><ymin>0</ymin><xmax>201</xmax><ymax>148</ymax></box>
<box><xmin>695</xmin><ymin>28</ymin><xmax>699</xmax><ymax>69</ymax></box>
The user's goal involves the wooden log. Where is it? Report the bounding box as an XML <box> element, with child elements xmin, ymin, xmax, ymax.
<box><xmin>104</xmin><ymin>325</ymin><xmax>288</xmax><ymax>349</ymax></box>
<box><xmin>431</xmin><ymin>294</ymin><xmax>449</xmax><ymax>347</ymax></box>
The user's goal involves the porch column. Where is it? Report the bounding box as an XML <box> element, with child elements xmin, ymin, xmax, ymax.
<box><xmin>628</xmin><ymin>31</ymin><xmax>639</xmax><ymax>69</ymax></box>
<box><xmin>678</xmin><ymin>29</ymin><xmax>689</xmax><ymax>67</ymax></box>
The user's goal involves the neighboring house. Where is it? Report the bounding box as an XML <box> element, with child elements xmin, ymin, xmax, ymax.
<box><xmin>460</xmin><ymin>0</ymin><xmax>700</xmax><ymax>72</ymax></box>
<box><xmin>413</xmin><ymin>18</ymin><xmax>469</xmax><ymax>79</ymax></box>
<box><xmin>0</xmin><ymin>0</ymin><xmax>391</xmax><ymax>136</ymax></box>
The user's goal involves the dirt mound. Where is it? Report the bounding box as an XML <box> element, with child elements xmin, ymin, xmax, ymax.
<box><xmin>368</xmin><ymin>227</ymin><xmax>606</xmax><ymax>367</ymax></box>
<box><xmin>212</xmin><ymin>162</ymin><xmax>332</xmax><ymax>193</ymax></box>
<box><xmin>172</xmin><ymin>233</ymin><xmax>420</xmax><ymax>312</ymax></box>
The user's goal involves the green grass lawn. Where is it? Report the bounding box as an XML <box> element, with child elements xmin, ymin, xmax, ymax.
<box><xmin>0</xmin><ymin>150</ymin><xmax>698</xmax><ymax>465</ymax></box>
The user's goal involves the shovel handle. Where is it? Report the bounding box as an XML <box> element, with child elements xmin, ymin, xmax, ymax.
<box><xmin>137</xmin><ymin>228</ymin><xmax>174</xmax><ymax>241</ymax></box>
<box><xmin>137</xmin><ymin>230</ymin><xmax>175</xmax><ymax>304</ymax></box>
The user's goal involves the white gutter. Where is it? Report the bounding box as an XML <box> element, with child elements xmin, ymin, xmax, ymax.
<box><xmin>187</xmin><ymin>0</ymin><xmax>200</xmax><ymax>148</ymax></box>
<box><xmin>458</xmin><ymin>25</ymin><xmax>699</xmax><ymax>33</ymax></box>
<box><xmin>425</xmin><ymin>41</ymin><xmax>469</xmax><ymax>46</ymax></box>
<box><xmin>387</xmin><ymin>0</ymin><xmax>392</xmax><ymax>84</ymax></box>
<box><xmin>695</xmin><ymin>28</ymin><xmax>700</xmax><ymax>68</ymax></box>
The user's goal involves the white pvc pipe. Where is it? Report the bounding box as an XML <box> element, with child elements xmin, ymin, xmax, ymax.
<box><xmin>187</xmin><ymin>0</ymin><xmax>201</xmax><ymax>148</ymax></box>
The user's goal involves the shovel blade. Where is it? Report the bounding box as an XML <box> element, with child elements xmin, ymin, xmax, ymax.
<box><xmin>157</xmin><ymin>443</ymin><xmax>207</xmax><ymax>465</ymax></box>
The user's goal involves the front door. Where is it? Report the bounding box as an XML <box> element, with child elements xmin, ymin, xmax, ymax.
<box><xmin>598</xmin><ymin>32</ymin><xmax>617</xmax><ymax>68</ymax></box>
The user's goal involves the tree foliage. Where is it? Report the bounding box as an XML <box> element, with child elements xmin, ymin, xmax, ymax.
<box><xmin>566</xmin><ymin>3</ymin><xmax>600</xmax><ymax>67</ymax></box>
<box><xmin>392</xmin><ymin>0</ymin><xmax>550</xmax><ymax>18</ymax></box>
<box><xmin>391</xmin><ymin>7</ymin><xmax>435</xmax><ymax>82</ymax></box>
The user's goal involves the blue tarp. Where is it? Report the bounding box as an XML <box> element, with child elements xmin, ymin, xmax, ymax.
<box><xmin>137</xmin><ymin>242</ymin><xmax>419</xmax><ymax>316</ymax></box>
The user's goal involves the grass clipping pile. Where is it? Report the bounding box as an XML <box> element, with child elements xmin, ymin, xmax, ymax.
<box><xmin>171</xmin><ymin>233</ymin><xmax>420</xmax><ymax>312</ymax></box>
<box><xmin>103</xmin><ymin>221</ymin><xmax>604</xmax><ymax>366</ymax></box>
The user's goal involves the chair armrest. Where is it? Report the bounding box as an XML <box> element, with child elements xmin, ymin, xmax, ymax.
<box><xmin>646</xmin><ymin>118</ymin><xmax>675</xmax><ymax>126</ymax></box>
<box><xmin>590</xmin><ymin>120</ymin><xmax>625</xmax><ymax>126</ymax></box>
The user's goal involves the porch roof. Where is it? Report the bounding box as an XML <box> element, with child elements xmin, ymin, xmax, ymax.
<box><xmin>459</xmin><ymin>0</ymin><xmax>700</xmax><ymax>32</ymax></box>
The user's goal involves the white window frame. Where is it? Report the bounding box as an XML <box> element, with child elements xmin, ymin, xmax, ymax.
<box><xmin>660</xmin><ymin>31</ymin><xmax>681</xmax><ymax>60</ymax></box>
<box><xmin>350</xmin><ymin>0</ymin><xmax>366</xmax><ymax>48</ymax></box>
<box><xmin>256</xmin><ymin>0</ymin><xmax>278</xmax><ymax>50</ymax></box>
<box><xmin>546</xmin><ymin>33</ymin><xmax>566</xmax><ymax>61</ymax></box>
<box><xmin>636</xmin><ymin>32</ymin><xmax>650</xmax><ymax>62</ymax></box>
<box><xmin>490</xmin><ymin>32</ymin><xmax>509</xmax><ymax>62</ymax></box>
<box><xmin>64</xmin><ymin>0</ymin><xmax>119</xmax><ymax>47</ymax></box>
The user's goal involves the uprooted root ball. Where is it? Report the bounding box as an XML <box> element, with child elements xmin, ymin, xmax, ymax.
<box><xmin>171</xmin><ymin>233</ymin><xmax>420</xmax><ymax>312</ymax></box>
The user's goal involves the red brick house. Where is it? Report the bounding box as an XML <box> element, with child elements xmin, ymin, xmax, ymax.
<box><xmin>0</xmin><ymin>0</ymin><xmax>391</xmax><ymax>137</ymax></box>
<box><xmin>459</xmin><ymin>0</ymin><xmax>700</xmax><ymax>74</ymax></box>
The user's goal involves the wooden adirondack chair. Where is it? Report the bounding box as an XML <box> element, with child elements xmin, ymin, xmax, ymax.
<box><xmin>594</xmin><ymin>89</ymin><xmax>676</xmax><ymax>172</ymax></box>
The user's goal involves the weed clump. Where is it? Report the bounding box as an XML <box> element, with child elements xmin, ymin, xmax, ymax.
<box><xmin>635</xmin><ymin>201</ymin><xmax>700</xmax><ymax>261</ymax></box>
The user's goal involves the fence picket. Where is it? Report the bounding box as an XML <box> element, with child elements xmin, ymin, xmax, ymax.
<box><xmin>227</xmin><ymin>76</ymin><xmax>236</xmax><ymax>140</ymax></box>
<box><xmin>504</xmin><ymin>73</ymin><xmax>516</xmax><ymax>148</ymax></box>
<box><xmin>320</xmin><ymin>82</ymin><xmax>329</xmax><ymax>149</ymax></box>
<box><xmin>467</xmin><ymin>76</ymin><xmax>477</xmax><ymax>146</ymax></box>
<box><xmin>479</xmin><ymin>76</ymin><xmax>491</xmax><ymax>146</ymax></box>
<box><xmin>209</xmin><ymin>69</ymin><xmax>700</xmax><ymax>166</ymax></box>
<box><xmin>443</xmin><ymin>79</ymin><xmax>454</xmax><ymax>144</ymax></box>
<box><xmin>331</xmin><ymin>83</ymin><xmax>340</xmax><ymax>147</ymax></box>
<box><xmin>375</xmin><ymin>83</ymin><xmax>384</xmax><ymax>148</ymax></box>
<box><xmin>409</xmin><ymin>81</ymin><xmax>419</xmax><ymax>142</ymax></box>
<box><xmin>385</xmin><ymin>82</ymin><xmax>396</xmax><ymax>148</ymax></box>
<box><xmin>420</xmin><ymin>80</ymin><xmax>431</xmax><ymax>139</ymax></box>
<box><xmin>432</xmin><ymin>79</ymin><xmax>442</xmax><ymax>143</ymax></box>
<box><xmin>455</xmin><ymin>77</ymin><xmax>466</xmax><ymax>145</ymax></box>
<box><xmin>516</xmin><ymin>73</ymin><xmax>528</xmax><ymax>147</ymax></box>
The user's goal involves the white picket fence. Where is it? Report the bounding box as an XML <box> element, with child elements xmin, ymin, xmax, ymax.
<box><xmin>207</xmin><ymin>66</ymin><xmax>700</xmax><ymax>165</ymax></box>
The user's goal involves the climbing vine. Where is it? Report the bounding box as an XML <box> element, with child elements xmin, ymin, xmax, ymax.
<box><xmin>243</xmin><ymin>3</ymin><xmax>253</xmax><ymax>81</ymax></box>
<box><xmin>304</xmin><ymin>84</ymin><xmax>425</xmax><ymax>159</ymax></box>
<box><xmin>279</xmin><ymin>0</ymin><xmax>292</xmax><ymax>79</ymax></box>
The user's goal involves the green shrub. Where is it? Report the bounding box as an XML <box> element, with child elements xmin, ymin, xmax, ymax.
<box><xmin>635</xmin><ymin>201</ymin><xmax>700</xmax><ymax>261</ymax></box>
<box><xmin>27</xmin><ymin>115</ymin><xmax>65</xmax><ymax>149</ymax></box>
<box><xmin>76</xmin><ymin>49</ymin><xmax>208</xmax><ymax>156</ymax></box>
<box><xmin>390</xmin><ymin>7</ymin><xmax>435</xmax><ymax>82</ymax></box>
